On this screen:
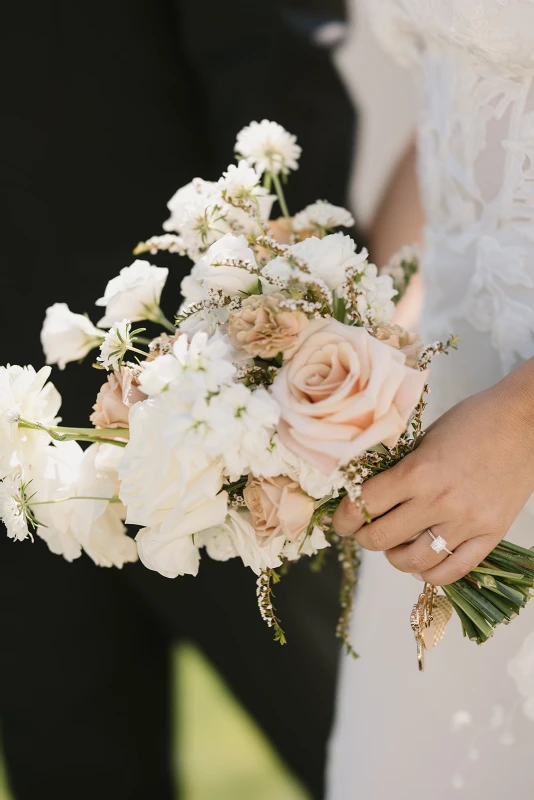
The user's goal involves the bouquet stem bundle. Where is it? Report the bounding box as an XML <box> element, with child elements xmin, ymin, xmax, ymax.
<box><xmin>443</xmin><ymin>541</ymin><xmax>534</xmax><ymax>644</ymax></box>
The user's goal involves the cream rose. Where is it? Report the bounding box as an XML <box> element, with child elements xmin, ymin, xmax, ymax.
<box><xmin>228</xmin><ymin>293</ymin><xmax>308</xmax><ymax>359</ymax></box>
<box><xmin>90</xmin><ymin>367</ymin><xmax>146</xmax><ymax>428</ymax></box>
<box><xmin>374</xmin><ymin>324</ymin><xmax>424</xmax><ymax>369</ymax></box>
<box><xmin>270</xmin><ymin>317</ymin><xmax>427</xmax><ymax>474</ymax></box>
<box><xmin>180</xmin><ymin>234</ymin><xmax>259</xmax><ymax>305</ymax></box>
<box><xmin>244</xmin><ymin>475</ymin><xmax>314</xmax><ymax>545</ymax></box>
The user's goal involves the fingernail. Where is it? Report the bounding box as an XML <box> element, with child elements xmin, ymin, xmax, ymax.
<box><xmin>411</xmin><ymin>573</ymin><xmax>424</xmax><ymax>582</ymax></box>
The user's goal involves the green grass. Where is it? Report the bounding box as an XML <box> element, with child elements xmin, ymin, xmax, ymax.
<box><xmin>0</xmin><ymin>645</ymin><xmax>309</xmax><ymax>800</ymax></box>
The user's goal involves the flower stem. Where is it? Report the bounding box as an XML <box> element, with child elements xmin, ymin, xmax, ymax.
<box><xmin>18</xmin><ymin>419</ymin><xmax>128</xmax><ymax>447</ymax></box>
<box><xmin>49</xmin><ymin>426</ymin><xmax>129</xmax><ymax>437</ymax></box>
<box><xmin>144</xmin><ymin>304</ymin><xmax>176</xmax><ymax>334</ymax></box>
<box><xmin>32</xmin><ymin>495</ymin><xmax>122</xmax><ymax>506</ymax></box>
<box><xmin>271</xmin><ymin>172</ymin><xmax>290</xmax><ymax>219</ymax></box>
<box><xmin>127</xmin><ymin>346</ymin><xmax>151</xmax><ymax>360</ymax></box>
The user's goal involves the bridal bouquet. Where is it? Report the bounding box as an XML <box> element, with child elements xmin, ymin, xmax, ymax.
<box><xmin>3</xmin><ymin>120</ymin><xmax>533</xmax><ymax>658</ymax></box>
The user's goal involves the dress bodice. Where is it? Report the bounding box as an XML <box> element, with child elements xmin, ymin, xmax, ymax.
<box><xmin>367</xmin><ymin>0</ymin><xmax>534</xmax><ymax>387</ymax></box>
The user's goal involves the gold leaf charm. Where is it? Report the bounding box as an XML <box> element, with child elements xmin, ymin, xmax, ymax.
<box><xmin>422</xmin><ymin>595</ymin><xmax>453</xmax><ymax>650</ymax></box>
<box><xmin>410</xmin><ymin>585</ymin><xmax>453</xmax><ymax>671</ymax></box>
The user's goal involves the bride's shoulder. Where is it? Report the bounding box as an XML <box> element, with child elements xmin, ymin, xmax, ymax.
<box><xmin>364</xmin><ymin>0</ymin><xmax>534</xmax><ymax>69</ymax></box>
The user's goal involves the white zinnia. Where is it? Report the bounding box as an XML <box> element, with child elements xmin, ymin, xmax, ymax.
<box><xmin>235</xmin><ymin>120</ymin><xmax>301</xmax><ymax>176</ymax></box>
<box><xmin>0</xmin><ymin>473</ymin><xmax>31</xmax><ymax>541</ymax></box>
<box><xmin>41</xmin><ymin>303</ymin><xmax>105</xmax><ymax>370</ymax></box>
<box><xmin>0</xmin><ymin>365</ymin><xmax>61</xmax><ymax>475</ymax></box>
<box><xmin>293</xmin><ymin>200</ymin><xmax>354</xmax><ymax>233</ymax></box>
<box><xmin>95</xmin><ymin>260</ymin><xmax>168</xmax><ymax>327</ymax></box>
<box><xmin>180</xmin><ymin>234</ymin><xmax>260</xmax><ymax>306</ymax></box>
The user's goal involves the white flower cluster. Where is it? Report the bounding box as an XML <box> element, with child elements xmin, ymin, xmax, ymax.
<box><xmin>355</xmin><ymin>261</ymin><xmax>398</xmax><ymax>326</ymax></box>
<box><xmin>119</xmin><ymin>331</ymin><xmax>289</xmax><ymax>577</ymax></box>
<box><xmin>14</xmin><ymin>118</ymin><xmax>424</xmax><ymax>595</ymax></box>
<box><xmin>41</xmin><ymin>259</ymin><xmax>170</xmax><ymax>373</ymax></box>
<box><xmin>163</xmin><ymin>176</ymin><xmax>274</xmax><ymax>262</ymax></box>
<box><xmin>0</xmin><ymin>365</ymin><xmax>61</xmax><ymax>476</ymax></box>
<box><xmin>0</xmin><ymin>363</ymin><xmax>136</xmax><ymax>567</ymax></box>
<box><xmin>29</xmin><ymin>442</ymin><xmax>136</xmax><ymax>567</ymax></box>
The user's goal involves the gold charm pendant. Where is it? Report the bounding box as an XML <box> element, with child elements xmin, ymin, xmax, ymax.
<box><xmin>410</xmin><ymin>584</ymin><xmax>453</xmax><ymax>671</ymax></box>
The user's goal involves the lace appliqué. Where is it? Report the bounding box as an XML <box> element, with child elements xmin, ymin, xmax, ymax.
<box><xmin>464</xmin><ymin>236</ymin><xmax>534</xmax><ymax>369</ymax></box>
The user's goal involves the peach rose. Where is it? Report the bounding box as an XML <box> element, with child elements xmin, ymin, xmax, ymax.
<box><xmin>244</xmin><ymin>475</ymin><xmax>314</xmax><ymax>545</ymax></box>
<box><xmin>228</xmin><ymin>293</ymin><xmax>309</xmax><ymax>359</ymax></box>
<box><xmin>374</xmin><ymin>324</ymin><xmax>424</xmax><ymax>369</ymax></box>
<box><xmin>270</xmin><ymin>317</ymin><xmax>427</xmax><ymax>474</ymax></box>
<box><xmin>90</xmin><ymin>366</ymin><xmax>146</xmax><ymax>428</ymax></box>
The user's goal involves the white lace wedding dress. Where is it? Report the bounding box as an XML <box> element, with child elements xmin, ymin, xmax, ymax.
<box><xmin>327</xmin><ymin>2</ymin><xmax>534</xmax><ymax>796</ymax></box>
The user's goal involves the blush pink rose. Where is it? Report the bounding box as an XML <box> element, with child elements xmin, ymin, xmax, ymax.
<box><xmin>90</xmin><ymin>366</ymin><xmax>146</xmax><ymax>428</ymax></box>
<box><xmin>270</xmin><ymin>317</ymin><xmax>427</xmax><ymax>474</ymax></box>
<box><xmin>244</xmin><ymin>475</ymin><xmax>314</xmax><ymax>546</ymax></box>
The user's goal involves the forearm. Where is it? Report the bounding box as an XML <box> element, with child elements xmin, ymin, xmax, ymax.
<box><xmin>497</xmin><ymin>357</ymin><xmax>534</xmax><ymax>438</ymax></box>
<box><xmin>369</xmin><ymin>138</ymin><xmax>425</xmax><ymax>328</ymax></box>
<box><xmin>369</xmin><ymin>138</ymin><xmax>425</xmax><ymax>268</ymax></box>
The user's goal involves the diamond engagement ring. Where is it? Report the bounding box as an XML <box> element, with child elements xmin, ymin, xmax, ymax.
<box><xmin>427</xmin><ymin>529</ymin><xmax>454</xmax><ymax>556</ymax></box>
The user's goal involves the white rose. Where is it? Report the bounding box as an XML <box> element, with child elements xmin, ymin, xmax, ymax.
<box><xmin>289</xmin><ymin>233</ymin><xmax>364</xmax><ymax>291</ymax></box>
<box><xmin>135</xmin><ymin>488</ymin><xmax>228</xmax><ymax>578</ymax></box>
<box><xmin>181</xmin><ymin>234</ymin><xmax>259</xmax><ymax>305</ymax></box>
<box><xmin>96</xmin><ymin>260</ymin><xmax>169</xmax><ymax>327</ymax></box>
<box><xmin>41</xmin><ymin>304</ymin><xmax>105</xmax><ymax>370</ymax></box>
<box><xmin>262</xmin><ymin>233</ymin><xmax>364</xmax><ymax>293</ymax></box>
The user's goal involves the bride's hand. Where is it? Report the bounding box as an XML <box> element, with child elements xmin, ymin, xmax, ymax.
<box><xmin>332</xmin><ymin>358</ymin><xmax>534</xmax><ymax>585</ymax></box>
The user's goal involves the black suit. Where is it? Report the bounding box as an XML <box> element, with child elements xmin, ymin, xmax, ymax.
<box><xmin>0</xmin><ymin>2</ymin><xmax>358</xmax><ymax>798</ymax></box>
